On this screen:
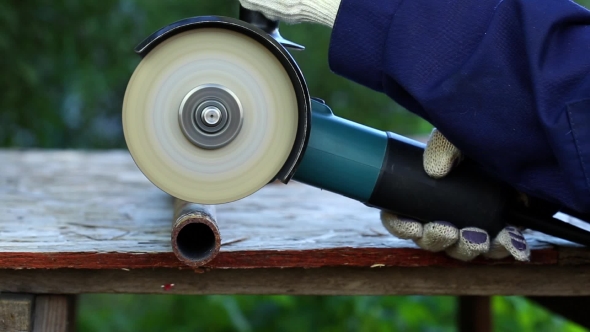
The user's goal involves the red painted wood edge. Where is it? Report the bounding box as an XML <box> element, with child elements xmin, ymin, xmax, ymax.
<box><xmin>0</xmin><ymin>247</ymin><xmax>558</xmax><ymax>270</ymax></box>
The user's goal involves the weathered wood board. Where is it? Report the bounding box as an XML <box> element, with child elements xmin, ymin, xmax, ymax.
<box><xmin>32</xmin><ymin>295</ymin><xmax>76</xmax><ymax>332</ymax></box>
<box><xmin>2</xmin><ymin>266</ymin><xmax>590</xmax><ymax>296</ymax></box>
<box><xmin>0</xmin><ymin>294</ymin><xmax>33</xmax><ymax>331</ymax></box>
<box><xmin>0</xmin><ymin>150</ymin><xmax>588</xmax><ymax>278</ymax></box>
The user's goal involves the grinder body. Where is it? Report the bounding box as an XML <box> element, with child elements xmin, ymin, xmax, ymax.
<box><xmin>294</xmin><ymin>99</ymin><xmax>511</xmax><ymax>236</ymax></box>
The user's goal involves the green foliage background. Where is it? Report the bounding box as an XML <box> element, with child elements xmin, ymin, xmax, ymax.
<box><xmin>78</xmin><ymin>295</ymin><xmax>587</xmax><ymax>332</ymax></box>
<box><xmin>2</xmin><ymin>0</ymin><xmax>589</xmax><ymax>331</ymax></box>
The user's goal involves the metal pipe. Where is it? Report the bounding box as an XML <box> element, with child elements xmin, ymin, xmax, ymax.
<box><xmin>171</xmin><ymin>199</ymin><xmax>220</xmax><ymax>267</ymax></box>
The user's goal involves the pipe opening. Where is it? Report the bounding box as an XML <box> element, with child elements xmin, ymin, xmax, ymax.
<box><xmin>176</xmin><ymin>222</ymin><xmax>217</xmax><ymax>261</ymax></box>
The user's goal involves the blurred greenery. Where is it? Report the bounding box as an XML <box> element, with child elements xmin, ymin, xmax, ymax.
<box><xmin>2</xmin><ymin>0</ymin><xmax>590</xmax><ymax>331</ymax></box>
<box><xmin>78</xmin><ymin>295</ymin><xmax>586</xmax><ymax>332</ymax></box>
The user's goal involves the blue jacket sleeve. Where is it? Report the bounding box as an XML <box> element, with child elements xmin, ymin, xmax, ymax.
<box><xmin>328</xmin><ymin>0</ymin><xmax>590</xmax><ymax>214</ymax></box>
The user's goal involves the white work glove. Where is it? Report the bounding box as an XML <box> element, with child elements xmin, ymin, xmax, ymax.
<box><xmin>380</xmin><ymin>129</ymin><xmax>530</xmax><ymax>262</ymax></box>
<box><xmin>238</xmin><ymin>0</ymin><xmax>342</xmax><ymax>27</ymax></box>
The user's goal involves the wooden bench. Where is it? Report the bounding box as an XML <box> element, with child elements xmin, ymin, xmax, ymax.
<box><xmin>1</xmin><ymin>150</ymin><xmax>589</xmax><ymax>331</ymax></box>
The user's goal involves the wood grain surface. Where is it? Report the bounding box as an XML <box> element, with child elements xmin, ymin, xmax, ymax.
<box><xmin>0</xmin><ymin>294</ymin><xmax>33</xmax><ymax>332</ymax></box>
<box><xmin>1</xmin><ymin>266</ymin><xmax>590</xmax><ymax>296</ymax></box>
<box><xmin>0</xmin><ymin>150</ymin><xmax>588</xmax><ymax>275</ymax></box>
<box><xmin>32</xmin><ymin>296</ymin><xmax>76</xmax><ymax>332</ymax></box>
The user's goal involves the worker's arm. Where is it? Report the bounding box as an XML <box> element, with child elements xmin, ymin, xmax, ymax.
<box><xmin>328</xmin><ymin>0</ymin><xmax>590</xmax><ymax>215</ymax></box>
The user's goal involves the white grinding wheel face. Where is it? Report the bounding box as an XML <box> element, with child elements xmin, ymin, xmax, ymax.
<box><xmin>123</xmin><ymin>28</ymin><xmax>299</xmax><ymax>204</ymax></box>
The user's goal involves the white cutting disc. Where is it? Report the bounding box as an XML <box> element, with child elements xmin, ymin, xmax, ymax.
<box><xmin>123</xmin><ymin>27</ymin><xmax>299</xmax><ymax>204</ymax></box>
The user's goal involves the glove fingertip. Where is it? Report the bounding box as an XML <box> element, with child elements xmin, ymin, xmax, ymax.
<box><xmin>444</xmin><ymin>227</ymin><xmax>490</xmax><ymax>261</ymax></box>
<box><xmin>414</xmin><ymin>221</ymin><xmax>459</xmax><ymax>252</ymax></box>
<box><xmin>487</xmin><ymin>227</ymin><xmax>531</xmax><ymax>261</ymax></box>
<box><xmin>380</xmin><ymin>213</ymin><xmax>423</xmax><ymax>240</ymax></box>
<box><xmin>423</xmin><ymin>129</ymin><xmax>462</xmax><ymax>179</ymax></box>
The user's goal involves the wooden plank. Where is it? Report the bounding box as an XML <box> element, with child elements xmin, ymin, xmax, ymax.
<box><xmin>0</xmin><ymin>266</ymin><xmax>590</xmax><ymax>296</ymax></box>
<box><xmin>557</xmin><ymin>247</ymin><xmax>590</xmax><ymax>265</ymax></box>
<box><xmin>0</xmin><ymin>150</ymin><xmax>586</xmax><ymax>270</ymax></box>
<box><xmin>32</xmin><ymin>296</ymin><xmax>76</xmax><ymax>332</ymax></box>
<box><xmin>0</xmin><ymin>294</ymin><xmax>33</xmax><ymax>332</ymax></box>
<box><xmin>458</xmin><ymin>296</ymin><xmax>491</xmax><ymax>332</ymax></box>
<box><xmin>0</xmin><ymin>247</ymin><xmax>560</xmax><ymax>270</ymax></box>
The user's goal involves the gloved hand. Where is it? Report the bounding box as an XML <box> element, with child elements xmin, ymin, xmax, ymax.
<box><xmin>380</xmin><ymin>129</ymin><xmax>530</xmax><ymax>262</ymax></box>
<box><xmin>238</xmin><ymin>0</ymin><xmax>341</xmax><ymax>27</ymax></box>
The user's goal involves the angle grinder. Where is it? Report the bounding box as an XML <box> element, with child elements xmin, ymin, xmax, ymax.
<box><xmin>122</xmin><ymin>7</ymin><xmax>590</xmax><ymax>246</ymax></box>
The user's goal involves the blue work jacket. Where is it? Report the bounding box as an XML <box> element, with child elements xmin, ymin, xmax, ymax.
<box><xmin>328</xmin><ymin>0</ymin><xmax>590</xmax><ymax>216</ymax></box>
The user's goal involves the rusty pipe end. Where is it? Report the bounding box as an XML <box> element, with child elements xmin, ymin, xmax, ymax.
<box><xmin>172</xmin><ymin>200</ymin><xmax>220</xmax><ymax>267</ymax></box>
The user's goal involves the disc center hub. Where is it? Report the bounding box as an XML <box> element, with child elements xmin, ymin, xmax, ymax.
<box><xmin>179</xmin><ymin>84</ymin><xmax>243</xmax><ymax>150</ymax></box>
<box><xmin>200</xmin><ymin>106</ymin><xmax>222</xmax><ymax>126</ymax></box>
<box><xmin>192</xmin><ymin>99</ymin><xmax>228</xmax><ymax>134</ymax></box>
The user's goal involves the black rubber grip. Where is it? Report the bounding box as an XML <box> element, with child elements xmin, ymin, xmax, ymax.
<box><xmin>366</xmin><ymin>132</ymin><xmax>514</xmax><ymax>237</ymax></box>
